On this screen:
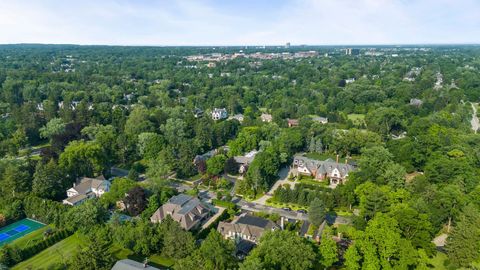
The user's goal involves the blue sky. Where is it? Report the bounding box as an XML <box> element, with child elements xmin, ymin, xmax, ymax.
<box><xmin>0</xmin><ymin>0</ymin><xmax>479</xmax><ymax>45</ymax></box>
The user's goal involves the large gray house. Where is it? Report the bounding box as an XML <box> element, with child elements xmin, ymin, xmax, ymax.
<box><xmin>217</xmin><ymin>213</ymin><xmax>280</xmax><ymax>244</ymax></box>
<box><xmin>150</xmin><ymin>194</ymin><xmax>211</xmax><ymax>231</ymax></box>
<box><xmin>292</xmin><ymin>155</ymin><xmax>356</xmax><ymax>188</ymax></box>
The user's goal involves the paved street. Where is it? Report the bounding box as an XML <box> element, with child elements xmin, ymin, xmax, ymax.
<box><xmin>234</xmin><ymin>197</ymin><xmax>309</xmax><ymax>221</ymax></box>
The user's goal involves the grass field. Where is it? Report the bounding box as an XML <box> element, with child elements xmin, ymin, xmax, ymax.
<box><xmin>347</xmin><ymin>113</ymin><xmax>366</xmax><ymax>126</ymax></box>
<box><xmin>14</xmin><ymin>235</ymin><xmax>175</xmax><ymax>270</ymax></box>
<box><xmin>12</xmin><ymin>233</ymin><xmax>86</xmax><ymax>270</ymax></box>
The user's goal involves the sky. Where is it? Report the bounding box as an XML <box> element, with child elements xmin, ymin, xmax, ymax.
<box><xmin>0</xmin><ymin>0</ymin><xmax>479</xmax><ymax>46</ymax></box>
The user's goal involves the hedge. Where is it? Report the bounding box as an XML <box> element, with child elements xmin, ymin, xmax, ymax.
<box><xmin>0</xmin><ymin>229</ymin><xmax>72</xmax><ymax>266</ymax></box>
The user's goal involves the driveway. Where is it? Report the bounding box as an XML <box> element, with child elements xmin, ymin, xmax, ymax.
<box><xmin>253</xmin><ymin>167</ymin><xmax>297</xmax><ymax>205</ymax></box>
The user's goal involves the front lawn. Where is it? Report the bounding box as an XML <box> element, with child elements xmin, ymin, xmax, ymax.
<box><xmin>12</xmin><ymin>233</ymin><xmax>86</xmax><ymax>270</ymax></box>
<box><xmin>14</xmin><ymin>235</ymin><xmax>176</xmax><ymax>270</ymax></box>
<box><xmin>266</xmin><ymin>198</ymin><xmax>307</xmax><ymax>211</ymax></box>
<box><xmin>298</xmin><ymin>177</ymin><xmax>329</xmax><ymax>187</ymax></box>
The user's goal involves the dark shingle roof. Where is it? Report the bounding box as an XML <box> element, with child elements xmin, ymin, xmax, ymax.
<box><xmin>169</xmin><ymin>194</ymin><xmax>192</xmax><ymax>206</ymax></box>
<box><xmin>236</xmin><ymin>215</ymin><xmax>270</xmax><ymax>228</ymax></box>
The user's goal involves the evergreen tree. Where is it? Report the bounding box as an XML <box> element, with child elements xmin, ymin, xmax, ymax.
<box><xmin>308</xmin><ymin>198</ymin><xmax>326</xmax><ymax>227</ymax></box>
<box><xmin>319</xmin><ymin>226</ymin><xmax>338</xmax><ymax>269</ymax></box>
<box><xmin>446</xmin><ymin>204</ymin><xmax>480</xmax><ymax>268</ymax></box>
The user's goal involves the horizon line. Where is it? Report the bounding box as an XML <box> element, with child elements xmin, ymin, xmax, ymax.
<box><xmin>1</xmin><ymin>42</ymin><xmax>479</xmax><ymax>48</ymax></box>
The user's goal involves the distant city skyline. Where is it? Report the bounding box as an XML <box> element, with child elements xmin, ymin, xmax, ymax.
<box><xmin>0</xmin><ymin>0</ymin><xmax>479</xmax><ymax>46</ymax></box>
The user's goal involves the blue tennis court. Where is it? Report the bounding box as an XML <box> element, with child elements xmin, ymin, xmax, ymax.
<box><xmin>0</xmin><ymin>218</ymin><xmax>45</xmax><ymax>247</ymax></box>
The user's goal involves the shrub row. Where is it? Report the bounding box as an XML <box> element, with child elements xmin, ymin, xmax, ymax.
<box><xmin>0</xmin><ymin>229</ymin><xmax>71</xmax><ymax>266</ymax></box>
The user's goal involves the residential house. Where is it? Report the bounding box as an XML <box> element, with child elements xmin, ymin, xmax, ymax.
<box><xmin>409</xmin><ymin>98</ymin><xmax>423</xmax><ymax>107</ymax></box>
<box><xmin>229</xmin><ymin>114</ymin><xmax>244</xmax><ymax>123</ymax></box>
<box><xmin>217</xmin><ymin>213</ymin><xmax>280</xmax><ymax>256</ymax></box>
<box><xmin>233</xmin><ymin>150</ymin><xmax>258</xmax><ymax>174</ymax></box>
<box><xmin>292</xmin><ymin>155</ymin><xmax>356</xmax><ymax>188</ymax></box>
<box><xmin>287</xmin><ymin>118</ymin><xmax>299</xmax><ymax>127</ymax></box>
<box><xmin>260</xmin><ymin>113</ymin><xmax>273</xmax><ymax>123</ymax></box>
<box><xmin>150</xmin><ymin>194</ymin><xmax>211</xmax><ymax>231</ymax></box>
<box><xmin>63</xmin><ymin>176</ymin><xmax>111</xmax><ymax>206</ymax></box>
<box><xmin>211</xmin><ymin>108</ymin><xmax>228</xmax><ymax>121</ymax></box>
<box><xmin>345</xmin><ymin>78</ymin><xmax>356</xmax><ymax>84</ymax></box>
<box><xmin>311</xmin><ymin>116</ymin><xmax>328</xmax><ymax>124</ymax></box>
<box><xmin>193</xmin><ymin>146</ymin><xmax>229</xmax><ymax>167</ymax></box>
<box><xmin>111</xmin><ymin>259</ymin><xmax>160</xmax><ymax>270</ymax></box>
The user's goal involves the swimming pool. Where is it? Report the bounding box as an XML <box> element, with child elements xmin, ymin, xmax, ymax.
<box><xmin>0</xmin><ymin>218</ymin><xmax>45</xmax><ymax>247</ymax></box>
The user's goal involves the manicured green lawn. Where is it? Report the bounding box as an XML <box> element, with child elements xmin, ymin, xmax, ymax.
<box><xmin>298</xmin><ymin>178</ymin><xmax>329</xmax><ymax>187</ymax></box>
<box><xmin>12</xmin><ymin>233</ymin><xmax>86</xmax><ymax>270</ymax></box>
<box><xmin>10</xmin><ymin>225</ymin><xmax>53</xmax><ymax>249</ymax></box>
<box><xmin>347</xmin><ymin>113</ymin><xmax>366</xmax><ymax>126</ymax></box>
<box><xmin>266</xmin><ymin>199</ymin><xmax>307</xmax><ymax>211</ymax></box>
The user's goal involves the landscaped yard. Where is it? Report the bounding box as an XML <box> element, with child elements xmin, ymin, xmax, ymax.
<box><xmin>266</xmin><ymin>198</ymin><xmax>307</xmax><ymax>211</ymax></box>
<box><xmin>12</xmin><ymin>233</ymin><xmax>86</xmax><ymax>270</ymax></box>
<box><xmin>298</xmin><ymin>177</ymin><xmax>329</xmax><ymax>187</ymax></box>
<box><xmin>347</xmin><ymin>113</ymin><xmax>366</xmax><ymax>126</ymax></box>
<box><xmin>14</xmin><ymin>235</ymin><xmax>175</xmax><ymax>269</ymax></box>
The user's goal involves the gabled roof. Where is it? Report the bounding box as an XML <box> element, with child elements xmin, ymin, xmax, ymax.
<box><xmin>150</xmin><ymin>194</ymin><xmax>210</xmax><ymax>230</ymax></box>
<box><xmin>294</xmin><ymin>155</ymin><xmax>356</xmax><ymax>178</ymax></box>
<box><xmin>111</xmin><ymin>259</ymin><xmax>160</xmax><ymax>270</ymax></box>
<box><xmin>63</xmin><ymin>194</ymin><xmax>88</xmax><ymax>205</ymax></box>
<box><xmin>217</xmin><ymin>213</ymin><xmax>280</xmax><ymax>242</ymax></box>
<box><xmin>69</xmin><ymin>176</ymin><xmax>108</xmax><ymax>195</ymax></box>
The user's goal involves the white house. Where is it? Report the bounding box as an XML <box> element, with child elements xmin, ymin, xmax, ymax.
<box><xmin>63</xmin><ymin>176</ymin><xmax>111</xmax><ymax>206</ymax></box>
<box><xmin>211</xmin><ymin>108</ymin><xmax>228</xmax><ymax>121</ymax></box>
<box><xmin>260</xmin><ymin>113</ymin><xmax>273</xmax><ymax>123</ymax></box>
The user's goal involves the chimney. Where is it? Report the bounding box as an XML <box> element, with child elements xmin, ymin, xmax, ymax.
<box><xmin>336</xmin><ymin>154</ymin><xmax>339</xmax><ymax>163</ymax></box>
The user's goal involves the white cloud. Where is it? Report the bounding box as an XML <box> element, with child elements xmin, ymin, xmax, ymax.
<box><xmin>0</xmin><ymin>0</ymin><xmax>478</xmax><ymax>45</ymax></box>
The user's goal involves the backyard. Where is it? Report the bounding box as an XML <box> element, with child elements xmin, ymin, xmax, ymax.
<box><xmin>12</xmin><ymin>233</ymin><xmax>86</xmax><ymax>270</ymax></box>
<box><xmin>14</xmin><ymin>233</ymin><xmax>175</xmax><ymax>269</ymax></box>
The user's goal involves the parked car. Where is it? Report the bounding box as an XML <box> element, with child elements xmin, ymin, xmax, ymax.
<box><xmin>282</xmin><ymin>207</ymin><xmax>292</xmax><ymax>211</ymax></box>
<box><xmin>297</xmin><ymin>209</ymin><xmax>307</xmax><ymax>214</ymax></box>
